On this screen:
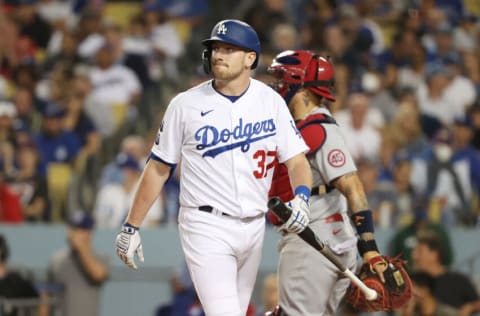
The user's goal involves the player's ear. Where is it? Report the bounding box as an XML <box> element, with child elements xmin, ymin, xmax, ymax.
<box><xmin>245</xmin><ymin>51</ymin><xmax>256</xmax><ymax>69</ymax></box>
<box><xmin>202</xmin><ymin>49</ymin><xmax>212</xmax><ymax>74</ymax></box>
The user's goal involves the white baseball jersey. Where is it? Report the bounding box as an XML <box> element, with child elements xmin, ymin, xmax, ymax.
<box><xmin>151</xmin><ymin>78</ymin><xmax>308</xmax><ymax>218</ymax></box>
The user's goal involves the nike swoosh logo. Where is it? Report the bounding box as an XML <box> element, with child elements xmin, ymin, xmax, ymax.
<box><xmin>332</xmin><ymin>229</ymin><xmax>342</xmax><ymax>235</ymax></box>
<box><xmin>201</xmin><ymin>110</ymin><xmax>214</xmax><ymax>116</ymax></box>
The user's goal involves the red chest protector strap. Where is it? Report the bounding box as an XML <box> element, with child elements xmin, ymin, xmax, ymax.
<box><xmin>296</xmin><ymin>113</ymin><xmax>337</xmax><ymax>155</ymax></box>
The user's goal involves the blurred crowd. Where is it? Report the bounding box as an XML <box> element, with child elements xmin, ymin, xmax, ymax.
<box><xmin>0</xmin><ymin>0</ymin><xmax>480</xmax><ymax>233</ymax></box>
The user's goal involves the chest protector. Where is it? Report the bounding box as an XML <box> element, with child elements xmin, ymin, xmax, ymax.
<box><xmin>267</xmin><ymin>113</ymin><xmax>336</xmax><ymax>225</ymax></box>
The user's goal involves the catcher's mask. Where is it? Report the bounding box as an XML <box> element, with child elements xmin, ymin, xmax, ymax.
<box><xmin>267</xmin><ymin>50</ymin><xmax>335</xmax><ymax>105</ymax></box>
<box><xmin>201</xmin><ymin>19</ymin><xmax>261</xmax><ymax>74</ymax></box>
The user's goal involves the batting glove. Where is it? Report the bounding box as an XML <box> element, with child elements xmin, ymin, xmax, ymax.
<box><xmin>115</xmin><ymin>223</ymin><xmax>144</xmax><ymax>270</ymax></box>
<box><xmin>283</xmin><ymin>187</ymin><xmax>310</xmax><ymax>234</ymax></box>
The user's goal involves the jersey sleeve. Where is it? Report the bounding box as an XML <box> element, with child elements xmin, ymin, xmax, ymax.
<box><xmin>151</xmin><ymin>99</ymin><xmax>183</xmax><ymax>164</ymax></box>
<box><xmin>315</xmin><ymin>125</ymin><xmax>356</xmax><ymax>183</ymax></box>
<box><xmin>275</xmin><ymin>101</ymin><xmax>309</xmax><ymax>163</ymax></box>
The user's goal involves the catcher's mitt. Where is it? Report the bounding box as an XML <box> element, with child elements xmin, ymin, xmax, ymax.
<box><xmin>345</xmin><ymin>255</ymin><xmax>412</xmax><ymax>312</ymax></box>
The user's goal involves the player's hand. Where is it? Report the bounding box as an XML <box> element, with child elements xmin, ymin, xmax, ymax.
<box><xmin>283</xmin><ymin>194</ymin><xmax>310</xmax><ymax>234</ymax></box>
<box><xmin>115</xmin><ymin>223</ymin><xmax>144</xmax><ymax>270</ymax></box>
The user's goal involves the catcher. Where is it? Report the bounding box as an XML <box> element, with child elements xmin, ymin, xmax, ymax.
<box><xmin>266</xmin><ymin>50</ymin><xmax>412</xmax><ymax>315</ymax></box>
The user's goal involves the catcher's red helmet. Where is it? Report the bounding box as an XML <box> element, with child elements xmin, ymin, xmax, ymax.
<box><xmin>268</xmin><ymin>50</ymin><xmax>335</xmax><ymax>104</ymax></box>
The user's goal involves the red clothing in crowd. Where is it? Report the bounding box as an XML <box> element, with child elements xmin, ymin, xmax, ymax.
<box><xmin>0</xmin><ymin>184</ymin><xmax>24</xmax><ymax>222</ymax></box>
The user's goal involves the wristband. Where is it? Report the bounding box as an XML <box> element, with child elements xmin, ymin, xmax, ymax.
<box><xmin>294</xmin><ymin>185</ymin><xmax>311</xmax><ymax>201</ymax></box>
<box><xmin>350</xmin><ymin>210</ymin><xmax>374</xmax><ymax>235</ymax></box>
<box><xmin>357</xmin><ymin>239</ymin><xmax>379</xmax><ymax>256</ymax></box>
<box><xmin>123</xmin><ymin>222</ymin><xmax>140</xmax><ymax>234</ymax></box>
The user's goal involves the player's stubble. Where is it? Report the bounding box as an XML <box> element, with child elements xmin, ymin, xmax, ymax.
<box><xmin>211</xmin><ymin>56</ymin><xmax>249</xmax><ymax>83</ymax></box>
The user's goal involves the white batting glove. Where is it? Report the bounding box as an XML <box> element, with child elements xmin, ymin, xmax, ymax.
<box><xmin>283</xmin><ymin>193</ymin><xmax>310</xmax><ymax>234</ymax></box>
<box><xmin>115</xmin><ymin>223</ymin><xmax>144</xmax><ymax>270</ymax></box>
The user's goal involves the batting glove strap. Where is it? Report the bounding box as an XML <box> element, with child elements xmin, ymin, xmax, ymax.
<box><xmin>122</xmin><ymin>222</ymin><xmax>139</xmax><ymax>235</ymax></box>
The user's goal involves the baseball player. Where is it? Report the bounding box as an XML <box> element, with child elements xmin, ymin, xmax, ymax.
<box><xmin>267</xmin><ymin>50</ymin><xmax>386</xmax><ymax>316</ymax></box>
<box><xmin>115</xmin><ymin>20</ymin><xmax>313</xmax><ymax>316</ymax></box>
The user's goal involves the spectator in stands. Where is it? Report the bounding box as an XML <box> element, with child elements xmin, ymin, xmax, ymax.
<box><xmin>0</xmin><ymin>234</ymin><xmax>42</xmax><ymax>316</ymax></box>
<box><xmin>0</xmin><ymin>171</ymin><xmax>23</xmax><ymax>222</ymax></box>
<box><xmin>13</xmin><ymin>0</ymin><xmax>52</xmax><ymax>50</ymax></box>
<box><xmin>375</xmin><ymin>30</ymin><xmax>422</xmax><ymax>92</ymax></box>
<box><xmin>43</xmin><ymin>30</ymin><xmax>82</xmax><ymax>74</ymax></box>
<box><xmin>321</xmin><ymin>23</ymin><xmax>350</xmax><ymax>111</ymax></box>
<box><xmin>334</xmin><ymin>92</ymin><xmax>382</xmax><ymax>161</ymax></box>
<box><xmin>360</xmin><ymin>70</ymin><xmax>398</xmax><ymax>123</ymax></box>
<box><xmin>443</xmin><ymin>53</ymin><xmax>477</xmax><ymax>117</ymax></box>
<box><xmin>389</xmin><ymin>206</ymin><xmax>453</xmax><ymax>269</ymax></box>
<box><xmin>102</xmin><ymin>22</ymin><xmax>125</xmax><ymax>64</ymax></box>
<box><xmin>98</xmin><ymin>134</ymin><xmax>147</xmax><ymax>187</ymax></box>
<box><xmin>390</xmin><ymin>102</ymin><xmax>430</xmax><ymax>160</ymax></box>
<box><xmin>416</xmin><ymin>62</ymin><xmax>453</xmax><ymax>132</ymax></box>
<box><xmin>412</xmin><ymin>230</ymin><xmax>480</xmax><ymax>313</ymax></box>
<box><xmin>395</xmin><ymin>271</ymin><xmax>460</xmax><ymax>316</ymax></box>
<box><xmin>0</xmin><ymin>13</ymin><xmax>20</xmax><ymax>80</ymax></box>
<box><xmin>470</xmin><ymin>103</ymin><xmax>480</xmax><ymax>151</ymax></box>
<box><xmin>462</xmin><ymin>51</ymin><xmax>480</xmax><ymax>96</ymax></box>
<box><xmin>0</xmin><ymin>100</ymin><xmax>19</xmax><ymax>179</ymax></box>
<box><xmin>242</xmin><ymin>0</ymin><xmax>291</xmax><ymax>57</ymax></box>
<box><xmin>122</xmin><ymin>14</ymin><xmax>153</xmax><ymax>90</ymax></box>
<box><xmin>33</xmin><ymin>102</ymin><xmax>81</xmax><ymax>176</ymax></box>
<box><xmin>410</xmin><ymin>126</ymin><xmax>480</xmax><ymax>227</ymax></box>
<box><xmin>12</xmin><ymin>86</ymin><xmax>42</xmax><ymax>134</ymax></box>
<box><xmin>74</xmin><ymin>9</ymin><xmax>104</xmax><ymax>61</ymax></box>
<box><xmin>425</xmin><ymin>23</ymin><xmax>457</xmax><ymax>65</ymax></box>
<box><xmin>36</xmin><ymin>0</ymin><xmax>74</xmax><ymax>30</ymax></box>
<box><xmin>263</xmin><ymin>22</ymin><xmax>299</xmax><ymax>66</ymax></box>
<box><xmin>143</xmin><ymin>1</ymin><xmax>184</xmax><ymax>83</ymax></box>
<box><xmin>85</xmin><ymin>43</ymin><xmax>142</xmax><ymax>139</ymax></box>
<box><xmin>48</xmin><ymin>211</ymin><xmax>110</xmax><ymax>316</ymax></box>
<box><xmin>11</xmin><ymin>63</ymin><xmax>47</xmax><ymax>113</ymax></box>
<box><xmin>34</xmin><ymin>62</ymin><xmax>73</xmax><ymax>113</ymax></box>
<box><xmin>453</xmin><ymin>13</ymin><xmax>478</xmax><ymax>54</ymax></box>
<box><xmin>94</xmin><ymin>153</ymin><xmax>163</xmax><ymax>228</ymax></box>
<box><xmin>63</xmin><ymin>74</ymin><xmax>100</xmax><ymax>171</ymax></box>
<box><xmin>9</xmin><ymin>144</ymin><xmax>49</xmax><ymax>222</ymax></box>
<box><xmin>390</xmin><ymin>153</ymin><xmax>417</xmax><ymax>228</ymax></box>
<box><xmin>33</xmin><ymin>102</ymin><xmax>81</xmax><ymax>221</ymax></box>
<box><xmin>155</xmin><ymin>261</ymin><xmax>202</xmax><ymax>316</ymax></box>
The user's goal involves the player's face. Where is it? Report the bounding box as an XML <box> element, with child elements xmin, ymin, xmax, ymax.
<box><xmin>210</xmin><ymin>42</ymin><xmax>255</xmax><ymax>81</ymax></box>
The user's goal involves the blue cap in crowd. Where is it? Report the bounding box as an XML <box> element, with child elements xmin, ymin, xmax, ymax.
<box><xmin>116</xmin><ymin>153</ymin><xmax>141</xmax><ymax>171</ymax></box>
<box><xmin>68</xmin><ymin>211</ymin><xmax>95</xmax><ymax>230</ymax></box>
<box><xmin>42</xmin><ymin>102</ymin><xmax>66</xmax><ymax>118</ymax></box>
<box><xmin>454</xmin><ymin>115</ymin><xmax>473</xmax><ymax>128</ymax></box>
<box><xmin>143</xmin><ymin>0</ymin><xmax>171</xmax><ymax>12</ymax></box>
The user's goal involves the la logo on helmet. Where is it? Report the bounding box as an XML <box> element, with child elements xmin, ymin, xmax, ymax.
<box><xmin>217</xmin><ymin>23</ymin><xmax>227</xmax><ymax>35</ymax></box>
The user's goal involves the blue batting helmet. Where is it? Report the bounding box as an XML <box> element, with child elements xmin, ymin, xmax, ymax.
<box><xmin>202</xmin><ymin>19</ymin><xmax>261</xmax><ymax>73</ymax></box>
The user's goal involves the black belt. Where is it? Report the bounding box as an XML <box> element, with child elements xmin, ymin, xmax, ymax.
<box><xmin>311</xmin><ymin>185</ymin><xmax>334</xmax><ymax>196</ymax></box>
<box><xmin>198</xmin><ymin>205</ymin><xmax>231</xmax><ymax>217</ymax></box>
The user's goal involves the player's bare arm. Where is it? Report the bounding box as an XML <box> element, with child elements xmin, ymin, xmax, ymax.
<box><xmin>332</xmin><ymin>171</ymin><xmax>386</xmax><ymax>279</ymax></box>
<box><xmin>283</xmin><ymin>153</ymin><xmax>313</xmax><ymax>189</ymax></box>
<box><xmin>332</xmin><ymin>172</ymin><xmax>370</xmax><ymax>236</ymax></box>
<box><xmin>115</xmin><ymin>158</ymin><xmax>172</xmax><ymax>270</ymax></box>
<box><xmin>126</xmin><ymin>159</ymin><xmax>172</xmax><ymax>227</ymax></box>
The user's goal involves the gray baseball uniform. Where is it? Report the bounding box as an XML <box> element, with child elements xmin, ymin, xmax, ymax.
<box><xmin>276</xmin><ymin>107</ymin><xmax>358</xmax><ymax>316</ymax></box>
